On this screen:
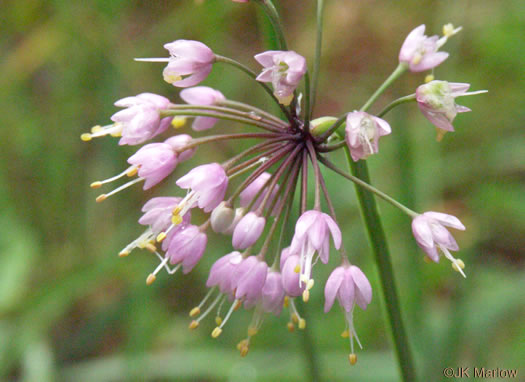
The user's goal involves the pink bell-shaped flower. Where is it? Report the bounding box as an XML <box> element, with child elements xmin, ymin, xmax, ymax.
<box><xmin>398</xmin><ymin>24</ymin><xmax>449</xmax><ymax>72</ymax></box>
<box><xmin>206</xmin><ymin>252</ymin><xmax>244</xmax><ymax>296</ymax></box>
<box><xmin>324</xmin><ymin>264</ymin><xmax>372</xmax><ymax>359</ymax></box>
<box><xmin>416</xmin><ymin>80</ymin><xmax>487</xmax><ymax>134</ymax></box>
<box><xmin>260</xmin><ymin>271</ymin><xmax>285</xmax><ymax>315</ymax></box>
<box><xmin>127</xmin><ymin>135</ymin><xmax>194</xmax><ymax>190</ymax></box>
<box><xmin>290</xmin><ymin>210</ymin><xmax>342</xmax><ymax>289</ymax></box>
<box><xmin>412</xmin><ymin>211</ymin><xmax>467</xmax><ymax>277</ymax></box>
<box><xmin>345</xmin><ymin>111</ymin><xmax>391</xmax><ymax>162</ymax></box>
<box><xmin>232</xmin><ymin>212</ymin><xmax>266</xmax><ymax>249</ymax></box>
<box><xmin>175</xmin><ymin>163</ymin><xmax>228</xmax><ymax>215</ymax></box>
<box><xmin>83</xmin><ymin>93</ymin><xmax>172</xmax><ymax>145</ymax></box>
<box><xmin>255</xmin><ymin>50</ymin><xmax>306</xmax><ymax>105</ymax></box>
<box><xmin>180</xmin><ymin>86</ymin><xmax>226</xmax><ymax>131</ymax></box>
<box><xmin>166</xmin><ymin>225</ymin><xmax>207</xmax><ymax>274</ymax></box>
<box><xmin>280</xmin><ymin>247</ymin><xmax>305</xmax><ymax>298</ymax></box>
<box><xmin>162</xmin><ymin>40</ymin><xmax>215</xmax><ymax>87</ymax></box>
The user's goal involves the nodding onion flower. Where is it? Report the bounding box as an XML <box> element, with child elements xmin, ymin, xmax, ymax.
<box><xmin>82</xmin><ymin>9</ymin><xmax>479</xmax><ymax>364</ymax></box>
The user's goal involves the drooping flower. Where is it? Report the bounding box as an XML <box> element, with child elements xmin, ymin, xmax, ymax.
<box><xmin>411</xmin><ymin>211</ymin><xmax>467</xmax><ymax>277</ymax></box>
<box><xmin>234</xmin><ymin>256</ymin><xmax>268</xmax><ymax>307</ymax></box>
<box><xmin>255</xmin><ymin>50</ymin><xmax>307</xmax><ymax>105</ymax></box>
<box><xmin>260</xmin><ymin>270</ymin><xmax>285</xmax><ymax>315</ymax></box>
<box><xmin>180</xmin><ymin>86</ymin><xmax>226</xmax><ymax>131</ymax></box>
<box><xmin>290</xmin><ymin>210</ymin><xmax>342</xmax><ymax>294</ymax></box>
<box><xmin>324</xmin><ymin>264</ymin><xmax>372</xmax><ymax>364</ymax></box>
<box><xmin>82</xmin><ymin>93</ymin><xmax>173</xmax><ymax>145</ymax></box>
<box><xmin>239</xmin><ymin>172</ymin><xmax>279</xmax><ymax>211</ymax></box>
<box><xmin>127</xmin><ymin>135</ymin><xmax>194</xmax><ymax>189</ymax></box>
<box><xmin>174</xmin><ymin>163</ymin><xmax>228</xmax><ymax>218</ymax></box>
<box><xmin>280</xmin><ymin>247</ymin><xmax>305</xmax><ymax>298</ymax></box>
<box><xmin>118</xmin><ymin>197</ymin><xmax>190</xmax><ymax>257</ymax></box>
<box><xmin>165</xmin><ymin>225</ymin><xmax>207</xmax><ymax>273</ymax></box>
<box><xmin>416</xmin><ymin>80</ymin><xmax>487</xmax><ymax>135</ymax></box>
<box><xmin>345</xmin><ymin>111</ymin><xmax>391</xmax><ymax>162</ymax></box>
<box><xmin>162</xmin><ymin>40</ymin><xmax>215</xmax><ymax>87</ymax></box>
<box><xmin>399</xmin><ymin>25</ymin><xmax>449</xmax><ymax>72</ymax></box>
<box><xmin>206</xmin><ymin>251</ymin><xmax>244</xmax><ymax>296</ymax></box>
<box><xmin>232</xmin><ymin>212</ymin><xmax>266</xmax><ymax>249</ymax></box>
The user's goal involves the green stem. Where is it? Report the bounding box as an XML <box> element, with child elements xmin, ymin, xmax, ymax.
<box><xmin>303</xmin><ymin>72</ymin><xmax>311</xmax><ymax>132</ymax></box>
<box><xmin>360</xmin><ymin>63</ymin><xmax>407</xmax><ymax>112</ymax></box>
<box><xmin>344</xmin><ymin>150</ymin><xmax>417</xmax><ymax>382</ymax></box>
<box><xmin>377</xmin><ymin>94</ymin><xmax>416</xmax><ymax>118</ymax></box>
<box><xmin>215</xmin><ymin>55</ymin><xmax>292</xmax><ymax>120</ymax></box>
<box><xmin>255</xmin><ymin>0</ymin><xmax>288</xmax><ymax>50</ymax></box>
<box><xmin>318</xmin><ymin>156</ymin><xmax>417</xmax><ymax>217</ymax></box>
<box><xmin>310</xmin><ymin>0</ymin><xmax>324</xmax><ymax>117</ymax></box>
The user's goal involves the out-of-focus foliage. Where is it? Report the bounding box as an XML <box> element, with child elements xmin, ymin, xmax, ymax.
<box><xmin>0</xmin><ymin>0</ymin><xmax>523</xmax><ymax>381</ymax></box>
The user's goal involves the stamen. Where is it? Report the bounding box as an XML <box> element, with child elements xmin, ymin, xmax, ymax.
<box><xmin>440</xmin><ymin>245</ymin><xmax>467</xmax><ymax>278</ymax></box>
<box><xmin>189</xmin><ymin>287</ymin><xmax>216</xmax><ymax>317</ymax></box>
<box><xmin>349</xmin><ymin>353</ymin><xmax>357</xmax><ymax>365</ymax></box>
<box><xmin>195</xmin><ymin>293</ymin><xmax>223</xmax><ymax>324</ymax></box>
<box><xmin>134</xmin><ymin>57</ymin><xmax>171</xmax><ymax>62</ymax></box>
<box><xmin>92</xmin><ymin>167</ymin><xmax>137</xmax><ymax>188</ymax></box>
<box><xmin>119</xmin><ymin>229</ymin><xmax>155</xmax><ymax>257</ymax></box>
<box><xmin>146</xmin><ymin>255</ymin><xmax>170</xmax><ymax>285</ymax></box>
<box><xmin>212</xmin><ymin>299</ymin><xmax>240</xmax><ymax>337</ymax></box>
<box><xmin>97</xmin><ymin>178</ymin><xmax>144</xmax><ymax>202</ymax></box>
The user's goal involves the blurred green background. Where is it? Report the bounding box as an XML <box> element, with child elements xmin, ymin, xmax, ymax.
<box><xmin>1</xmin><ymin>0</ymin><xmax>523</xmax><ymax>381</ymax></box>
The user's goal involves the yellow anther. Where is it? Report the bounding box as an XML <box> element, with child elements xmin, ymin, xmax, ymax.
<box><xmin>240</xmin><ymin>346</ymin><xmax>249</xmax><ymax>357</ymax></box>
<box><xmin>341</xmin><ymin>330</ymin><xmax>350</xmax><ymax>338</ymax></box>
<box><xmin>236</xmin><ymin>339</ymin><xmax>248</xmax><ymax>351</ymax></box>
<box><xmin>287</xmin><ymin>322</ymin><xmax>295</xmax><ymax>332</ymax></box>
<box><xmin>215</xmin><ymin>316</ymin><xmax>223</xmax><ymax>326</ymax></box>
<box><xmin>171</xmin><ymin>214</ymin><xmax>183</xmax><ymax>225</ymax></box>
<box><xmin>452</xmin><ymin>259</ymin><xmax>465</xmax><ymax>272</ymax></box>
<box><xmin>96</xmin><ymin>194</ymin><xmax>107</xmax><ymax>203</ymax></box>
<box><xmin>291</xmin><ymin>313</ymin><xmax>299</xmax><ymax>324</ymax></box>
<box><xmin>412</xmin><ymin>52</ymin><xmax>423</xmax><ymax>65</ymax></box>
<box><xmin>349</xmin><ymin>353</ymin><xmax>357</xmax><ymax>365</ymax></box>
<box><xmin>189</xmin><ymin>320</ymin><xmax>199</xmax><ymax>330</ymax></box>
<box><xmin>145</xmin><ymin>243</ymin><xmax>157</xmax><ymax>253</ymax></box>
<box><xmin>294</xmin><ymin>265</ymin><xmax>301</xmax><ymax>273</ymax></box>
<box><xmin>189</xmin><ymin>307</ymin><xmax>201</xmax><ymax>317</ymax></box>
<box><xmin>126</xmin><ymin>167</ymin><xmax>138</xmax><ymax>177</ymax></box>
<box><xmin>302</xmin><ymin>290</ymin><xmax>310</xmax><ymax>303</ymax></box>
<box><xmin>211</xmin><ymin>327</ymin><xmax>222</xmax><ymax>338</ymax></box>
<box><xmin>81</xmin><ymin>133</ymin><xmax>92</xmax><ymax>142</ymax></box>
<box><xmin>146</xmin><ymin>274</ymin><xmax>156</xmax><ymax>285</ymax></box>
<box><xmin>91</xmin><ymin>126</ymin><xmax>102</xmax><ymax>133</ymax></box>
<box><xmin>234</xmin><ymin>300</ymin><xmax>242</xmax><ymax>311</ymax></box>
<box><xmin>283</xmin><ymin>296</ymin><xmax>289</xmax><ymax>308</ymax></box>
<box><xmin>425</xmin><ymin>74</ymin><xmax>434</xmax><ymax>83</ymax></box>
<box><xmin>118</xmin><ymin>250</ymin><xmax>130</xmax><ymax>257</ymax></box>
<box><xmin>172</xmin><ymin>206</ymin><xmax>182</xmax><ymax>215</ymax></box>
<box><xmin>247</xmin><ymin>326</ymin><xmax>258</xmax><ymax>337</ymax></box>
<box><xmin>298</xmin><ymin>319</ymin><xmax>306</xmax><ymax>330</ymax></box>
<box><xmin>156</xmin><ymin>232</ymin><xmax>167</xmax><ymax>243</ymax></box>
<box><xmin>164</xmin><ymin>74</ymin><xmax>182</xmax><ymax>84</ymax></box>
<box><xmin>110</xmin><ymin>130</ymin><xmax>122</xmax><ymax>137</ymax></box>
<box><xmin>90</xmin><ymin>181</ymin><xmax>102</xmax><ymax>189</ymax></box>
<box><xmin>436</xmin><ymin>128</ymin><xmax>447</xmax><ymax>142</ymax></box>
<box><xmin>443</xmin><ymin>23</ymin><xmax>455</xmax><ymax>37</ymax></box>
<box><xmin>278</xmin><ymin>94</ymin><xmax>294</xmax><ymax>106</ymax></box>
<box><xmin>306</xmin><ymin>279</ymin><xmax>315</xmax><ymax>290</ymax></box>
<box><xmin>423</xmin><ymin>256</ymin><xmax>432</xmax><ymax>264</ymax></box>
<box><xmin>171</xmin><ymin>116</ymin><xmax>187</xmax><ymax>129</ymax></box>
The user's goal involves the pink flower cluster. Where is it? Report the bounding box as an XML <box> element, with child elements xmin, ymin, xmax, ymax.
<box><xmin>82</xmin><ymin>10</ymin><xmax>483</xmax><ymax>364</ymax></box>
